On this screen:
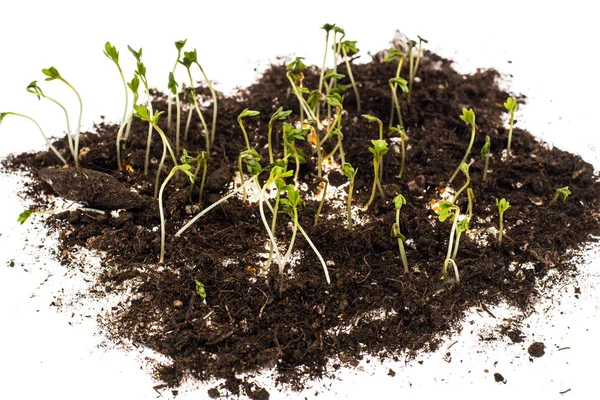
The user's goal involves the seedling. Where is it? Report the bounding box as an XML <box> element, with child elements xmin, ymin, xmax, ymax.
<box><xmin>318</xmin><ymin>24</ymin><xmax>336</xmax><ymax>98</ymax></box>
<box><xmin>280</xmin><ymin>185</ymin><xmax>331</xmax><ymax>286</ymax></box>
<box><xmin>268</xmin><ymin>107</ymin><xmax>292</xmax><ymax>164</ymax></box>
<box><xmin>179</xmin><ymin>50</ymin><xmax>211</xmax><ymax>152</ymax></box>
<box><xmin>504</xmin><ymin>96</ymin><xmax>517</xmax><ymax>156</ymax></box>
<box><xmin>314</xmin><ymin>94</ymin><xmax>344</xmax><ymax>178</ymax></box>
<box><xmin>157</xmin><ymin>163</ymin><xmax>194</xmax><ymax>263</ymax></box>
<box><xmin>362</xmin><ymin>114</ymin><xmax>383</xmax><ymax>140</ymax></box>
<box><xmin>391</xmin><ymin>194</ymin><xmax>409</xmax><ymax>273</ymax></box>
<box><xmin>122</xmin><ymin>75</ymin><xmax>140</xmax><ymax>145</ymax></box>
<box><xmin>449</xmin><ymin>108</ymin><xmax>476</xmax><ymax>184</ymax></box>
<box><xmin>389</xmin><ymin>77</ymin><xmax>409</xmax><ymax>130</ymax></box>
<box><xmin>286</xmin><ymin>57</ymin><xmax>320</xmax><ymax>124</ymax></box>
<box><xmin>168</xmin><ymin>72</ymin><xmax>182</xmax><ymax>155</ymax></box>
<box><xmin>167</xmin><ymin>39</ymin><xmax>187</xmax><ymax>135</ymax></box>
<box><xmin>340</xmin><ymin>40</ymin><xmax>361</xmax><ymax>114</ymax></box>
<box><xmin>452</xmin><ymin>162</ymin><xmax>471</xmax><ymax>203</ymax></box>
<box><xmin>238</xmin><ymin>109</ymin><xmax>260</xmax><ymax>151</ymax></box>
<box><xmin>327</xmin><ymin>25</ymin><xmax>346</xmax><ymax>97</ymax></box>
<box><xmin>389</xmin><ymin>125</ymin><xmax>409</xmax><ymax>179</ymax></box>
<box><xmin>313</xmin><ymin>178</ymin><xmax>329</xmax><ymax>227</ymax></box>
<box><xmin>181</xmin><ymin>149</ymin><xmax>208</xmax><ymax>203</ymax></box>
<box><xmin>104</xmin><ymin>42</ymin><xmax>129</xmax><ymax>171</ymax></box>
<box><xmin>0</xmin><ymin>112</ymin><xmax>67</xmax><ymax>165</ymax></box>
<box><xmin>466</xmin><ymin>188</ymin><xmax>474</xmax><ymax>221</ymax></box>
<box><xmin>341</xmin><ymin>162</ymin><xmax>358</xmax><ymax>230</ymax></box>
<box><xmin>408</xmin><ymin>36</ymin><xmax>428</xmax><ymax>102</ymax></box>
<box><xmin>364</xmin><ymin>139</ymin><xmax>388</xmax><ymax>210</ymax></box>
<box><xmin>480</xmin><ymin>135</ymin><xmax>491</xmax><ymax>182</ymax></box>
<box><xmin>282</xmin><ymin>122</ymin><xmax>308</xmax><ymax>183</ymax></box>
<box><xmin>438</xmin><ymin>200</ymin><xmax>462</xmax><ymax>283</ymax></box>
<box><xmin>383</xmin><ymin>49</ymin><xmax>406</xmax><ymax>129</ymax></box>
<box><xmin>238</xmin><ymin>148</ymin><xmax>261</xmax><ymax>202</ymax></box>
<box><xmin>195</xmin><ymin>280</ymin><xmax>207</xmax><ymax>300</ymax></box>
<box><xmin>496</xmin><ymin>198</ymin><xmax>510</xmax><ymax>244</ymax></box>
<box><xmin>265</xmin><ymin>163</ymin><xmax>293</xmax><ymax>271</ymax></box>
<box><xmin>42</xmin><ymin>66</ymin><xmax>83</xmax><ymax>167</ymax></box>
<box><xmin>549</xmin><ymin>186</ymin><xmax>571</xmax><ymax>206</ymax></box>
<box><xmin>25</xmin><ymin>81</ymin><xmax>75</xmax><ymax>161</ymax></box>
<box><xmin>17</xmin><ymin>206</ymin><xmax>105</xmax><ymax>225</ymax></box>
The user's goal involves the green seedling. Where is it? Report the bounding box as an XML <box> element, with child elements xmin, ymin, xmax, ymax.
<box><xmin>195</xmin><ymin>280</ymin><xmax>207</xmax><ymax>300</ymax></box>
<box><xmin>313</xmin><ymin>178</ymin><xmax>329</xmax><ymax>227</ymax></box>
<box><xmin>452</xmin><ymin>162</ymin><xmax>471</xmax><ymax>203</ymax></box>
<box><xmin>183</xmin><ymin>86</ymin><xmax>195</xmax><ymax>144</ymax></box>
<box><xmin>180</xmin><ymin>50</ymin><xmax>211</xmax><ymax>152</ymax></box>
<box><xmin>341</xmin><ymin>163</ymin><xmax>358</xmax><ymax>230</ymax></box>
<box><xmin>168</xmin><ymin>72</ymin><xmax>182</xmax><ymax>155</ymax></box>
<box><xmin>238</xmin><ymin>109</ymin><xmax>260</xmax><ymax>151</ymax></box>
<box><xmin>179</xmin><ymin>48</ymin><xmax>217</xmax><ymax>143</ymax></box>
<box><xmin>282</xmin><ymin>122</ymin><xmax>308</xmax><ymax>183</ymax></box>
<box><xmin>449</xmin><ymin>108</ymin><xmax>476</xmax><ymax>184</ymax></box>
<box><xmin>181</xmin><ymin>149</ymin><xmax>208</xmax><ymax>203</ymax></box>
<box><xmin>389</xmin><ymin>77</ymin><xmax>409</xmax><ymax>130</ymax></box>
<box><xmin>496</xmin><ymin>198</ymin><xmax>510</xmax><ymax>244</ymax></box>
<box><xmin>265</xmin><ymin>163</ymin><xmax>293</xmax><ymax>271</ymax></box>
<box><xmin>408</xmin><ymin>36</ymin><xmax>428</xmax><ymax>102</ymax></box>
<box><xmin>0</xmin><ymin>112</ymin><xmax>67</xmax><ymax>165</ymax></box>
<box><xmin>157</xmin><ymin>163</ymin><xmax>194</xmax><ymax>263</ymax></box>
<box><xmin>42</xmin><ymin>66</ymin><xmax>83</xmax><ymax>168</ymax></box>
<box><xmin>314</xmin><ymin>94</ymin><xmax>344</xmax><ymax>178</ymax></box>
<box><xmin>128</xmin><ymin>46</ymin><xmax>156</xmax><ymax>176</ymax></box>
<box><xmin>549</xmin><ymin>186</ymin><xmax>571</xmax><ymax>206</ymax></box>
<box><xmin>104</xmin><ymin>42</ymin><xmax>129</xmax><ymax>171</ymax></box>
<box><xmin>25</xmin><ymin>81</ymin><xmax>75</xmax><ymax>161</ymax></box>
<box><xmin>318</xmin><ymin>24</ymin><xmax>336</xmax><ymax>99</ymax></box>
<box><xmin>391</xmin><ymin>194</ymin><xmax>409</xmax><ymax>273</ymax></box>
<box><xmin>362</xmin><ymin>114</ymin><xmax>384</xmax><ymax>183</ymax></box>
<box><xmin>383</xmin><ymin>49</ymin><xmax>406</xmax><ymax>129</ymax></box>
<box><xmin>167</xmin><ymin>39</ymin><xmax>187</xmax><ymax>135</ymax></box>
<box><xmin>122</xmin><ymin>75</ymin><xmax>140</xmax><ymax>142</ymax></box>
<box><xmin>328</xmin><ymin>25</ymin><xmax>346</xmax><ymax>93</ymax></box>
<box><xmin>286</xmin><ymin>57</ymin><xmax>319</xmax><ymax>124</ymax></box>
<box><xmin>364</xmin><ymin>139</ymin><xmax>388</xmax><ymax>210</ymax></box>
<box><xmin>18</xmin><ymin>206</ymin><xmax>105</xmax><ymax>225</ymax></box>
<box><xmin>504</xmin><ymin>96</ymin><xmax>517</xmax><ymax>157</ymax></box>
<box><xmin>466</xmin><ymin>188</ymin><xmax>474</xmax><ymax>221</ymax></box>
<box><xmin>268</xmin><ymin>107</ymin><xmax>292</xmax><ymax>164</ymax></box>
<box><xmin>18</xmin><ymin>209</ymin><xmax>33</xmax><ymax>224</ymax></box>
<box><xmin>280</xmin><ymin>185</ymin><xmax>331</xmax><ymax>287</ymax></box>
<box><xmin>389</xmin><ymin>125</ymin><xmax>409</xmax><ymax>179</ymax></box>
<box><xmin>238</xmin><ymin>148</ymin><xmax>261</xmax><ymax>202</ymax></box>
<box><xmin>438</xmin><ymin>200</ymin><xmax>462</xmax><ymax>283</ymax></box>
<box><xmin>480</xmin><ymin>135</ymin><xmax>491</xmax><ymax>182</ymax></box>
<box><xmin>340</xmin><ymin>40</ymin><xmax>361</xmax><ymax>114</ymax></box>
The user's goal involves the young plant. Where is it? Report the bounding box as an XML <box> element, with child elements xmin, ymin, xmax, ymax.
<box><xmin>438</xmin><ymin>200</ymin><xmax>462</xmax><ymax>283</ymax></box>
<box><xmin>238</xmin><ymin>148</ymin><xmax>261</xmax><ymax>202</ymax></box>
<box><xmin>466</xmin><ymin>188</ymin><xmax>474</xmax><ymax>221</ymax></box>
<box><xmin>389</xmin><ymin>125</ymin><xmax>409</xmax><ymax>179</ymax></box>
<box><xmin>0</xmin><ymin>112</ymin><xmax>67</xmax><ymax>165</ymax></box>
<box><xmin>103</xmin><ymin>42</ymin><xmax>129</xmax><ymax>171</ymax></box>
<box><xmin>449</xmin><ymin>108</ymin><xmax>476</xmax><ymax>184</ymax></box>
<box><xmin>181</xmin><ymin>149</ymin><xmax>208</xmax><ymax>203</ymax></box>
<box><xmin>340</xmin><ymin>40</ymin><xmax>361</xmax><ymax>114</ymax></box>
<box><xmin>282</xmin><ymin>122</ymin><xmax>308</xmax><ymax>183</ymax></box>
<box><xmin>313</xmin><ymin>177</ymin><xmax>329</xmax><ymax>227</ymax></box>
<box><xmin>480</xmin><ymin>135</ymin><xmax>491</xmax><ymax>182</ymax></box>
<box><xmin>383</xmin><ymin>49</ymin><xmax>406</xmax><ymax>129</ymax></box>
<box><xmin>408</xmin><ymin>36</ymin><xmax>428</xmax><ymax>102</ymax></box>
<box><xmin>168</xmin><ymin>72</ymin><xmax>182</xmax><ymax>155</ymax></box>
<box><xmin>157</xmin><ymin>163</ymin><xmax>194</xmax><ymax>263</ymax></box>
<box><xmin>167</xmin><ymin>39</ymin><xmax>187</xmax><ymax>135</ymax></box>
<box><xmin>362</xmin><ymin>114</ymin><xmax>385</xmax><ymax>183</ymax></box>
<box><xmin>364</xmin><ymin>139</ymin><xmax>388</xmax><ymax>210</ymax></box>
<box><xmin>268</xmin><ymin>107</ymin><xmax>292</xmax><ymax>164</ymax></box>
<box><xmin>42</xmin><ymin>66</ymin><xmax>83</xmax><ymax>167</ymax></box>
<box><xmin>286</xmin><ymin>57</ymin><xmax>319</xmax><ymax>123</ymax></box>
<box><xmin>238</xmin><ymin>109</ymin><xmax>260</xmax><ymax>151</ymax></box>
<box><xmin>26</xmin><ymin>81</ymin><xmax>75</xmax><ymax>161</ymax></box>
<box><xmin>179</xmin><ymin>50</ymin><xmax>211</xmax><ymax>152</ymax></box>
<box><xmin>504</xmin><ymin>96</ymin><xmax>517</xmax><ymax>157</ymax></box>
<box><xmin>122</xmin><ymin>74</ymin><xmax>140</xmax><ymax>142</ymax></box>
<box><xmin>549</xmin><ymin>186</ymin><xmax>571</xmax><ymax>206</ymax></box>
<box><xmin>318</xmin><ymin>24</ymin><xmax>336</xmax><ymax>98</ymax></box>
<box><xmin>280</xmin><ymin>185</ymin><xmax>331</xmax><ymax>286</ymax></box>
<box><xmin>328</xmin><ymin>25</ymin><xmax>346</xmax><ymax>94</ymax></box>
<box><xmin>391</xmin><ymin>194</ymin><xmax>409</xmax><ymax>273</ymax></box>
<box><xmin>495</xmin><ymin>198</ymin><xmax>510</xmax><ymax>244</ymax></box>
<box><xmin>389</xmin><ymin>76</ymin><xmax>409</xmax><ymax>130</ymax></box>
<box><xmin>195</xmin><ymin>279</ymin><xmax>207</xmax><ymax>302</ymax></box>
<box><xmin>452</xmin><ymin>162</ymin><xmax>471</xmax><ymax>203</ymax></box>
<box><xmin>264</xmin><ymin>163</ymin><xmax>293</xmax><ymax>271</ymax></box>
<box><xmin>314</xmin><ymin>93</ymin><xmax>344</xmax><ymax>178</ymax></box>
<box><xmin>341</xmin><ymin>162</ymin><xmax>358</xmax><ymax>230</ymax></box>
<box><xmin>183</xmin><ymin>49</ymin><xmax>218</xmax><ymax>143</ymax></box>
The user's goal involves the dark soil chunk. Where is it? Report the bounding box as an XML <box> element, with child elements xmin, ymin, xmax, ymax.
<box><xmin>494</xmin><ymin>372</ymin><xmax>506</xmax><ymax>383</ymax></box>
<box><xmin>528</xmin><ymin>342</ymin><xmax>546</xmax><ymax>358</ymax></box>
<box><xmin>2</xmin><ymin>43</ymin><xmax>599</xmax><ymax>396</ymax></box>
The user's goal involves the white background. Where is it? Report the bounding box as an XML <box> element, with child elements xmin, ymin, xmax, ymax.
<box><xmin>1</xmin><ymin>1</ymin><xmax>599</xmax><ymax>399</ymax></box>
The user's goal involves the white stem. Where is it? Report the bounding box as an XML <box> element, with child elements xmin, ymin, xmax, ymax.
<box><xmin>297</xmin><ymin>223</ymin><xmax>331</xmax><ymax>284</ymax></box>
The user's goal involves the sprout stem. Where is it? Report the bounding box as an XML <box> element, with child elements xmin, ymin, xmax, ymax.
<box><xmin>341</xmin><ymin>46</ymin><xmax>361</xmax><ymax>114</ymax></box>
<box><xmin>297</xmin><ymin>223</ymin><xmax>331</xmax><ymax>284</ymax></box>
<box><xmin>314</xmin><ymin>179</ymin><xmax>328</xmax><ymax>226</ymax></box>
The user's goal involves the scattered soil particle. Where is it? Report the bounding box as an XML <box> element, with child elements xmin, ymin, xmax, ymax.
<box><xmin>494</xmin><ymin>372</ymin><xmax>506</xmax><ymax>383</ymax></box>
<box><xmin>528</xmin><ymin>342</ymin><xmax>546</xmax><ymax>358</ymax></box>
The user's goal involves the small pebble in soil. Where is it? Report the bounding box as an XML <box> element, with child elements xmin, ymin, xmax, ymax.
<box><xmin>528</xmin><ymin>342</ymin><xmax>546</xmax><ymax>358</ymax></box>
<box><xmin>173</xmin><ymin>300</ymin><xmax>183</xmax><ymax>308</ymax></box>
<box><xmin>494</xmin><ymin>372</ymin><xmax>507</xmax><ymax>383</ymax></box>
<box><xmin>388</xmin><ymin>368</ymin><xmax>396</xmax><ymax>377</ymax></box>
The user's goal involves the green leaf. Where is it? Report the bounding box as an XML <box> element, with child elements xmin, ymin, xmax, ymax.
<box><xmin>135</xmin><ymin>61</ymin><xmax>147</xmax><ymax>78</ymax></box>
<box><xmin>326</xmin><ymin>93</ymin><xmax>344</xmax><ymax>109</ymax></box>
<box><xmin>390</xmin><ymin>77</ymin><xmax>409</xmax><ymax>93</ymax></box>
<box><xmin>127</xmin><ymin>45</ymin><xmax>142</xmax><ymax>60</ymax></box>
<box><xmin>0</xmin><ymin>112</ymin><xmax>9</xmax><ymax>123</ymax></box>
<box><xmin>383</xmin><ymin>49</ymin><xmax>404</xmax><ymax>63</ymax></box>
<box><xmin>341</xmin><ymin>40</ymin><xmax>359</xmax><ymax>55</ymax></box>
<box><xmin>271</xmin><ymin>107</ymin><xmax>292</xmax><ymax>121</ymax></box>
<box><xmin>332</xmin><ymin>26</ymin><xmax>345</xmax><ymax>35</ymax></box>
<box><xmin>42</xmin><ymin>66</ymin><xmax>61</xmax><ymax>81</ymax></box>
<box><xmin>183</xmin><ymin>49</ymin><xmax>198</xmax><ymax>65</ymax></box>
<box><xmin>392</xmin><ymin>194</ymin><xmax>406</xmax><ymax>210</ymax></box>
<box><xmin>286</xmin><ymin>57</ymin><xmax>307</xmax><ymax>73</ymax></box>
<box><xmin>504</xmin><ymin>96</ymin><xmax>518</xmax><ymax>113</ymax></box>
<box><xmin>128</xmin><ymin>75</ymin><xmax>140</xmax><ymax>93</ymax></box>
<box><xmin>460</xmin><ymin>108</ymin><xmax>476</xmax><ymax>126</ymax></box>
<box><xmin>195</xmin><ymin>280</ymin><xmax>206</xmax><ymax>299</ymax></box>
<box><xmin>417</xmin><ymin>35</ymin><xmax>429</xmax><ymax>44</ymax></box>
<box><xmin>240</xmin><ymin>149</ymin><xmax>262</xmax><ymax>176</ymax></box>
<box><xmin>342</xmin><ymin>162</ymin><xmax>357</xmax><ymax>179</ymax></box>
<box><xmin>321</xmin><ymin>23</ymin><xmax>336</xmax><ymax>32</ymax></box>
<box><xmin>167</xmin><ymin>72</ymin><xmax>178</xmax><ymax>95</ymax></box>
<box><xmin>324</xmin><ymin>70</ymin><xmax>345</xmax><ymax>80</ymax></box>
<box><xmin>456</xmin><ymin>218</ymin><xmax>469</xmax><ymax>233</ymax></box>
<box><xmin>495</xmin><ymin>198</ymin><xmax>511</xmax><ymax>214</ymax></box>
<box><xmin>480</xmin><ymin>135</ymin><xmax>491</xmax><ymax>158</ymax></box>
<box><xmin>26</xmin><ymin>81</ymin><xmax>44</xmax><ymax>100</ymax></box>
<box><xmin>184</xmin><ymin>87</ymin><xmax>196</xmax><ymax>103</ymax></box>
<box><xmin>556</xmin><ymin>186</ymin><xmax>571</xmax><ymax>201</ymax></box>
<box><xmin>175</xmin><ymin>39</ymin><xmax>187</xmax><ymax>51</ymax></box>
<box><xmin>18</xmin><ymin>209</ymin><xmax>33</xmax><ymax>224</ymax></box>
<box><xmin>238</xmin><ymin>108</ymin><xmax>260</xmax><ymax>119</ymax></box>
<box><xmin>459</xmin><ymin>162</ymin><xmax>470</xmax><ymax>175</ymax></box>
<box><xmin>361</xmin><ymin>114</ymin><xmax>381</xmax><ymax>124</ymax></box>
<box><xmin>438</xmin><ymin>200</ymin><xmax>456</xmax><ymax>222</ymax></box>
<box><xmin>391</xmin><ymin>223</ymin><xmax>405</xmax><ymax>240</ymax></box>
<box><xmin>133</xmin><ymin>105</ymin><xmax>151</xmax><ymax>122</ymax></box>
<box><xmin>389</xmin><ymin>125</ymin><xmax>407</xmax><ymax>139</ymax></box>
<box><xmin>103</xmin><ymin>42</ymin><xmax>119</xmax><ymax>63</ymax></box>
<box><xmin>368</xmin><ymin>139</ymin><xmax>389</xmax><ymax>157</ymax></box>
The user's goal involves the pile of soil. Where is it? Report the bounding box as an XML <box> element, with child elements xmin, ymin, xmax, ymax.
<box><xmin>3</xmin><ymin>44</ymin><xmax>600</xmax><ymax>399</ymax></box>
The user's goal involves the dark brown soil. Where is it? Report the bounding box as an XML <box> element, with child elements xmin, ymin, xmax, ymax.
<box><xmin>528</xmin><ymin>342</ymin><xmax>546</xmax><ymax>358</ymax></box>
<box><xmin>3</xmin><ymin>45</ymin><xmax>599</xmax><ymax>399</ymax></box>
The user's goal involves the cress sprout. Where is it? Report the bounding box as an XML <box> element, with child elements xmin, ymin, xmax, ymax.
<box><xmin>383</xmin><ymin>49</ymin><xmax>407</xmax><ymax>129</ymax></box>
<box><xmin>268</xmin><ymin>107</ymin><xmax>292</xmax><ymax>164</ymax></box>
<box><xmin>180</xmin><ymin>50</ymin><xmax>211</xmax><ymax>152</ymax></box>
<box><xmin>480</xmin><ymin>135</ymin><xmax>491</xmax><ymax>182</ymax></box>
<box><xmin>181</xmin><ymin>149</ymin><xmax>208</xmax><ymax>203</ymax></box>
<box><xmin>438</xmin><ymin>200</ymin><xmax>463</xmax><ymax>283</ymax></box>
<box><xmin>282</xmin><ymin>122</ymin><xmax>308</xmax><ymax>183</ymax></box>
<box><xmin>339</xmin><ymin>40</ymin><xmax>361</xmax><ymax>114</ymax></box>
<box><xmin>364</xmin><ymin>139</ymin><xmax>388</xmax><ymax>210</ymax></box>
<box><xmin>389</xmin><ymin>125</ymin><xmax>409</xmax><ymax>179</ymax></box>
<box><xmin>104</xmin><ymin>42</ymin><xmax>129</xmax><ymax>171</ymax></box>
<box><xmin>341</xmin><ymin>162</ymin><xmax>358</xmax><ymax>230</ymax></box>
<box><xmin>451</xmin><ymin>162</ymin><xmax>471</xmax><ymax>203</ymax></box>
<box><xmin>549</xmin><ymin>186</ymin><xmax>571</xmax><ymax>206</ymax></box>
<box><xmin>391</xmin><ymin>194</ymin><xmax>409</xmax><ymax>273</ymax></box>
<box><xmin>504</xmin><ymin>96</ymin><xmax>517</xmax><ymax>157</ymax></box>
<box><xmin>408</xmin><ymin>36</ymin><xmax>428</xmax><ymax>103</ymax></box>
<box><xmin>313</xmin><ymin>177</ymin><xmax>329</xmax><ymax>227</ymax></box>
<box><xmin>448</xmin><ymin>108</ymin><xmax>476</xmax><ymax>184</ymax></box>
<box><xmin>167</xmin><ymin>39</ymin><xmax>187</xmax><ymax>136</ymax></box>
<box><xmin>495</xmin><ymin>198</ymin><xmax>510</xmax><ymax>244</ymax></box>
<box><xmin>238</xmin><ymin>148</ymin><xmax>261</xmax><ymax>202</ymax></box>
<box><xmin>238</xmin><ymin>108</ymin><xmax>260</xmax><ymax>151</ymax></box>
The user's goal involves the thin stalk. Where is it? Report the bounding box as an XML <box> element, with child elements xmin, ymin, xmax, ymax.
<box><xmin>238</xmin><ymin>120</ymin><xmax>252</xmax><ymax>151</ymax></box>
<box><xmin>196</xmin><ymin>63</ymin><xmax>218</xmax><ymax>144</ymax></box>
<box><xmin>61</xmin><ymin>79</ymin><xmax>83</xmax><ymax>168</ymax></box>
<box><xmin>154</xmin><ymin>138</ymin><xmax>167</xmax><ymax>199</ymax></box>
<box><xmin>184</xmin><ymin>105</ymin><xmax>193</xmax><ymax>144</ymax></box>
<box><xmin>398</xmin><ymin>133</ymin><xmax>406</xmax><ymax>179</ymax></box>
<box><xmin>452</xmin><ymin>171</ymin><xmax>470</xmax><ymax>203</ymax></box>
<box><xmin>507</xmin><ymin>109</ymin><xmax>515</xmax><ymax>156</ymax></box>
<box><xmin>347</xmin><ymin>177</ymin><xmax>355</xmax><ymax>230</ymax></box>
<box><xmin>314</xmin><ymin>179</ymin><xmax>328</xmax><ymax>226</ymax></box>
<box><xmin>483</xmin><ymin>153</ymin><xmax>490</xmax><ymax>181</ymax></box>
<box><xmin>28</xmin><ymin>91</ymin><xmax>75</xmax><ymax>161</ymax></box>
<box><xmin>318</xmin><ymin>30</ymin><xmax>330</xmax><ymax>98</ymax></box>
<box><xmin>316</xmin><ymin>111</ymin><xmax>342</xmax><ymax>178</ymax></box>
<box><xmin>341</xmin><ymin>47</ymin><xmax>361</xmax><ymax>114</ymax></box>
<box><xmin>185</xmin><ymin>69</ymin><xmax>211</xmax><ymax>152</ymax></box>
<box><xmin>286</xmin><ymin>72</ymin><xmax>318</xmax><ymax>123</ymax></box>
<box><xmin>442</xmin><ymin>210</ymin><xmax>459</xmax><ymax>281</ymax></box>
<box><xmin>396</xmin><ymin>208</ymin><xmax>409</xmax><ymax>274</ymax></box>
<box><xmin>189</xmin><ymin>161</ymin><xmax>201</xmax><ymax>201</ymax></box>
<box><xmin>265</xmin><ymin>188</ymin><xmax>282</xmax><ymax>271</ymax></box>
<box><xmin>198</xmin><ymin>159</ymin><xmax>207</xmax><ymax>204</ymax></box>
<box><xmin>388</xmin><ymin>57</ymin><xmax>405</xmax><ymax>129</ymax></box>
<box><xmin>114</xmin><ymin>66</ymin><xmax>129</xmax><ymax>170</ymax></box>
<box><xmin>174</xmin><ymin>93</ymin><xmax>182</xmax><ymax>155</ymax></box>
<box><xmin>238</xmin><ymin>155</ymin><xmax>248</xmax><ymax>202</ymax></box>
<box><xmin>467</xmin><ymin>188</ymin><xmax>474</xmax><ymax>220</ymax></box>
<box><xmin>281</xmin><ymin>207</ymin><xmax>299</xmax><ymax>277</ymax></box>
<box><xmin>297</xmin><ymin>223</ymin><xmax>331</xmax><ymax>284</ymax></box>
<box><xmin>449</xmin><ymin>122</ymin><xmax>476</xmax><ymax>184</ymax></box>
<box><xmin>158</xmin><ymin>170</ymin><xmax>177</xmax><ymax>263</ymax></box>
<box><xmin>267</xmin><ymin>119</ymin><xmax>275</xmax><ymax>164</ymax></box>
<box><xmin>389</xmin><ymin>81</ymin><xmax>404</xmax><ymax>129</ymax></box>
<box><xmin>364</xmin><ymin>158</ymin><xmax>380</xmax><ymax>210</ymax></box>
<box><xmin>142</xmin><ymin>79</ymin><xmax>154</xmax><ymax>176</ymax></box>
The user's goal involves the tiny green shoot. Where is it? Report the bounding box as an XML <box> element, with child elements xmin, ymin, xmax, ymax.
<box><xmin>340</xmin><ymin>40</ymin><xmax>361</xmax><ymax>114</ymax></box>
<box><xmin>268</xmin><ymin>107</ymin><xmax>292</xmax><ymax>164</ymax></box>
<box><xmin>282</xmin><ymin>123</ymin><xmax>308</xmax><ymax>183</ymax></box>
<box><xmin>238</xmin><ymin>148</ymin><xmax>261</xmax><ymax>202</ymax></box>
<box><xmin>195</xmin><ymin>280</ymin><xmax>207</xmax><ymax>300</ymax></box>
<box><xmin>18</xmin><ymin>209</ymin><xmax>33</xmax><ymax>224</ymax></box>
<box><xmin>480</xmin><ymin>135</ymin><xmax>491</xmax><ymax>182</ymax></box>
<box><xmin>496</xmin><ymin>198</ymin><xmax>510</xmax><ymax>244</ymax></box>
<box><xmin>549</xmin><ymin>186</ymin><xmax>571</xmax><ymax>206</ymax></box>
<box><xmin>452</xmin><ymin>162</ymin><xmax>471</xmax><ymax>203</ymax></box>
<box><xmin>167</xmin><ymin>39</ymin><xmax>187</xmax><ymax>135</ymax></box>
<box><xmin>341</xmin><ymin>162</ymin><xmax>358</xmax><ymax>230</ymax></box>
<box><xmin>391</xmin><ymin>194</ymin><xmax>409</xmax><ymax>273</ymax></box>
<box><xmin>408</xmin><ymin>36</ymin><xmax>428</xmax><ymax>102</ymax></box>
<box><xmin>383</xmin><ymin>49</ymin><xmax>406</xmax><ymax>129</ymax></box>
<box><xmin>448</xmin><ymin>108</ymin><xmax>476</xmax><ymax>184</ymax></box>
<box><xmin>364</xmin><ymin>139</ymin><xmax>388</xmax><ymax>210</ymax></box>
<box><xmin>389</xmin><ymin>125</ymin><xmax>409</xmax><ymax>179</ymax></box>
<box><xmin>504</xmin><ymin>96</ymin><xmax>518</xmax><ymax>157</ymax></box>
<box><xmin>237</xmin><ymin>109</ymin><xmax>260</xmax><ymax>151</ymax></box>
<box><xmin>438</xmin><ymin>200</ymin><xmax>462</xmax><ymax>283</ymax></box>
<box><xmin>313</xmin><ymin>178</ymin><xmax>329</xmax><ymax>227</ymax></box>
<box><xmin>180</xmin><ymin>50</ymin><xmax>211</xmax><ymax>152</ymax></box>
<box><xmin>104</xmin><ymin>42</ymin><xmax>129</xmax><ymax>171</ymax></box>
<box><xmin>389</xmin><ymin>76</ymin><xmax>409</xmax><ymax>130</ymax></box>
